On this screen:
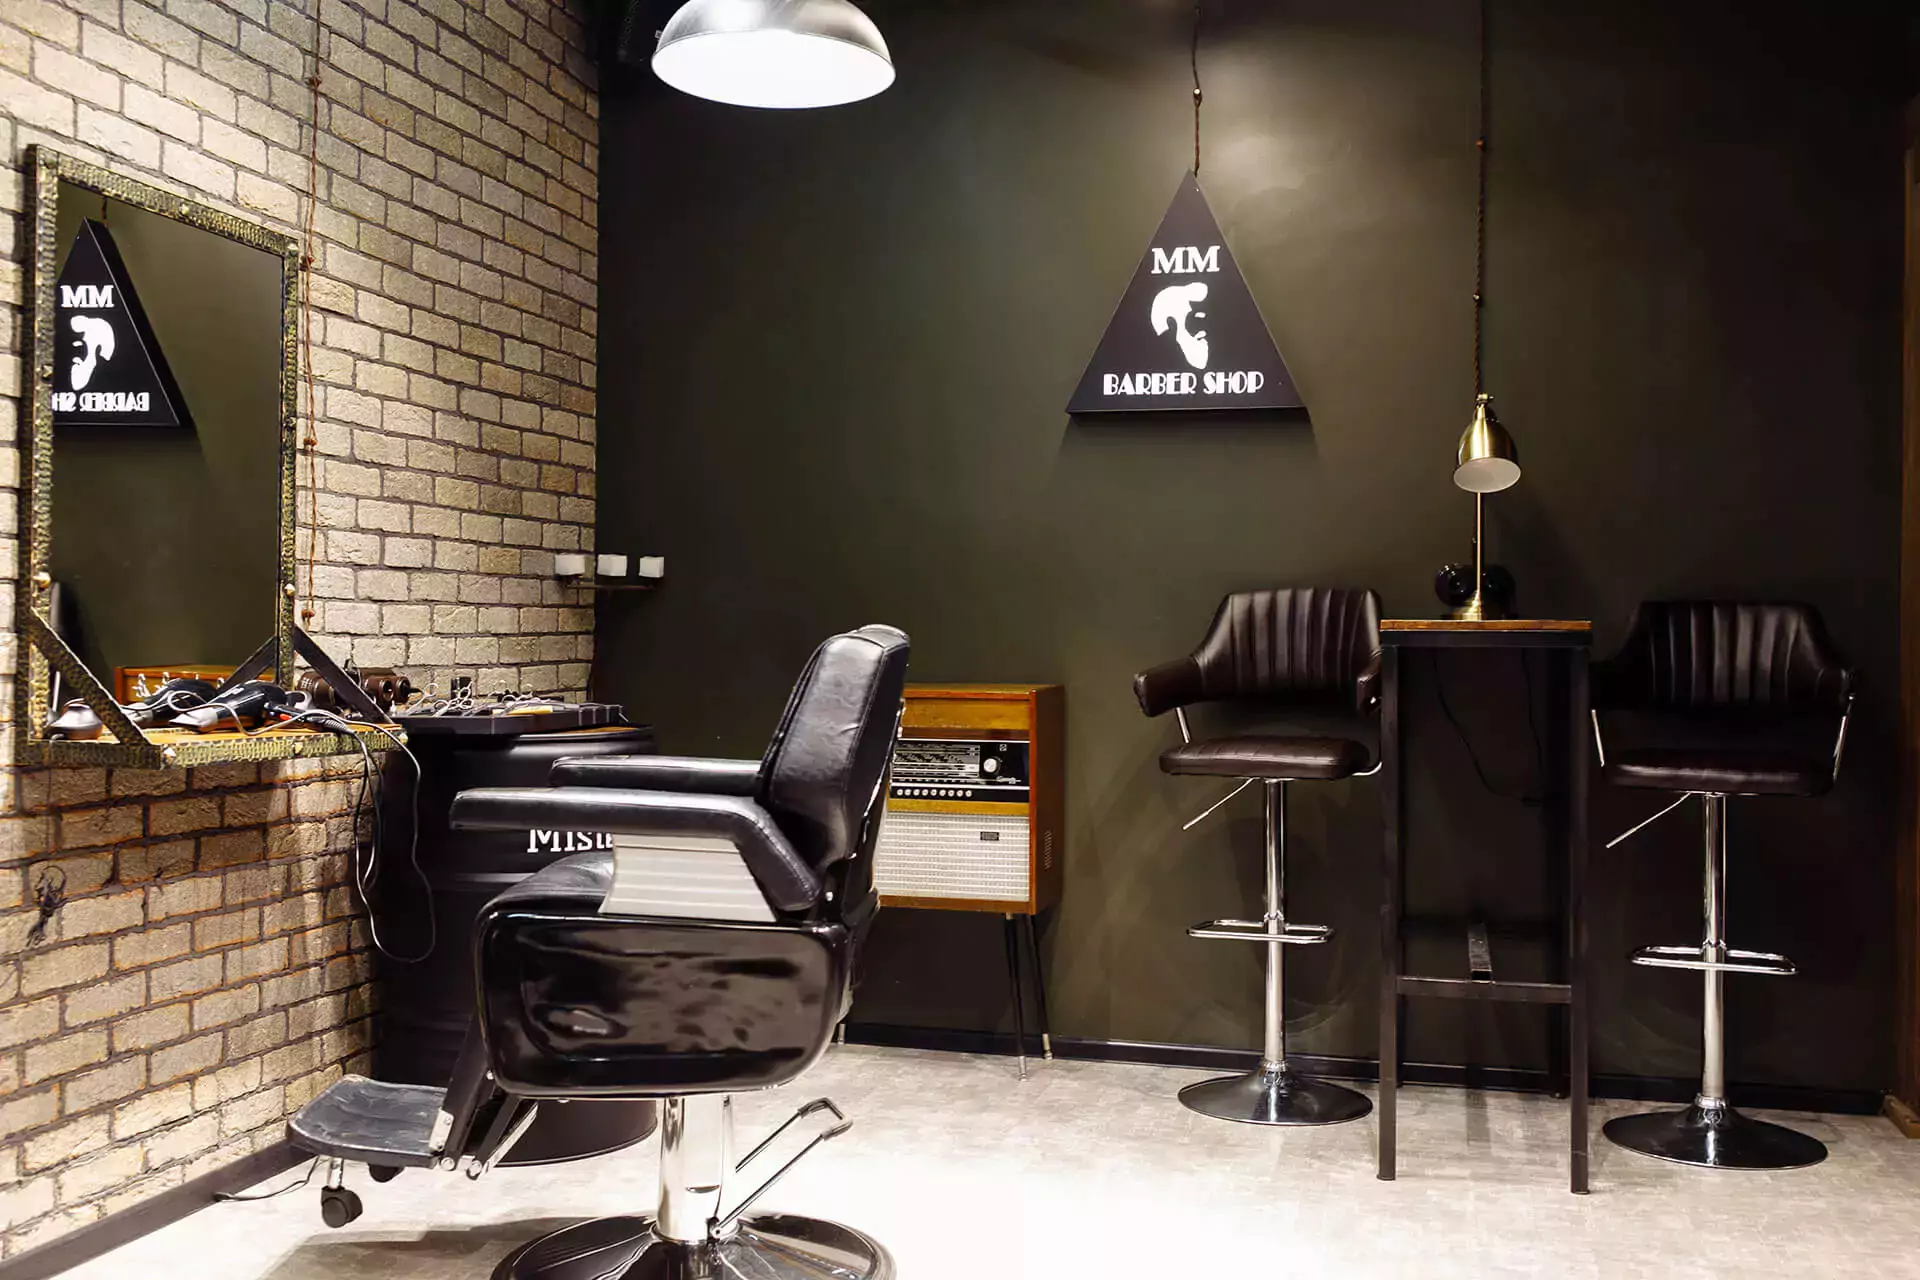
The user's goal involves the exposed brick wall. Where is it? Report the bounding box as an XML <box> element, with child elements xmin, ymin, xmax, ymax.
<box><xmin>0</xmin><ymin>0</ymin><xmax>600</xmax><ymax>1255</ymax></box>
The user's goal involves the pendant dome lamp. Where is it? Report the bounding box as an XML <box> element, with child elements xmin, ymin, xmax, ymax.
<box><xmin>652</xmin><ymin>0</ymin><xmax>895</xmax><ymax>109</ymax></box>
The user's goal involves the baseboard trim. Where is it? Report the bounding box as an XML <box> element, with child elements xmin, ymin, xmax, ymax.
<box><xmin>0</xmin><ymin>1141</ymin><xmax>306</xmax><ymax>1280</ymax></box>
<box><xmin>840</xmin><ymin>1023</ymin><xmax>1885</xmax><ymax>1116</ymax></box>
<box><xmin>1883</xmin><ymin>1092</ymin><xmax>1920</xmax><ymax>1136</ymax></box>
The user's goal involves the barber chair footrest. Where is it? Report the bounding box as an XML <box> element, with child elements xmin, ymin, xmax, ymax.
<box><xmin>286</xmin><ymin>1075</ymin><xmax>449</xmax><ymax>1170</ymax></box>
<box><xmin>1187</xmin><ymin>918</ymin><xmax>1331</xmax><ymax>945</ymax></box>
<box><xmin>494</xmin><ymin>1213</ymin><xmax>895</xmax><ymax>1279</ymax></box>
<box><xmin>1630</xmin><ymin>944</ymin><xmax>1795</xmax><ymax>976</ymax></box>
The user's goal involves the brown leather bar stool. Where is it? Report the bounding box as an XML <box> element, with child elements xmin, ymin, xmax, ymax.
<box><xmin>1593</xmin><ymin>601</ymin><xmax>1854</xmax><ymax>1170</ymax></box>
<box><xmin>1134</xmin><ymin>588</ymin><xmax>1381</xmax><ymax>1126</ymax></box>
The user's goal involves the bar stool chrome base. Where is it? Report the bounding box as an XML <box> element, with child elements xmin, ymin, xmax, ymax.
<box><xmin>1178</xmin><ymin>1063</ymin><xmax>1372</xmax><ymax>1127</ymax></box>
<box><xmin>1602</xmin><ymin>1103</ymin><xmax>1825</xmax><ymax>1171</ymax></box>
<box><xmin>493</xmin><ymin>1213</ymin><xmax>896</xmax><ymax>1279</ymax></box>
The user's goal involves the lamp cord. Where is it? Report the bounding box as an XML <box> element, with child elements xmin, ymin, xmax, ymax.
<box><xmin>1472</xmin><ymin>0</ymin><xmax>1489</xmax><ymax>396</ymax></box>
<box><xmin>1190</xmin><ymin>0</ymin><xmax>1203</xmax><ymax>176</ymax></box>
<box><xmin>1431</xmin><ymin>650</ymin><xmax>1544</xmax><ymax>808</ymax></box>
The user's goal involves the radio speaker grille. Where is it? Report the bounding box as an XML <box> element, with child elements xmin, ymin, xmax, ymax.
<box><xmin>874</xmin><ymin>811</ymin><xmax>1030</xmax><ymax>902</ymax></box>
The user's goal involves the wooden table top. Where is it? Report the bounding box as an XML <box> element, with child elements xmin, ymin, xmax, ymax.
<box><xmin>1381</xmin><ymin>618</ymin><xmax>1591</xmax><ymax>632</ymax></box>
<box><xmin>1380</xmin><ymin>618</ymin><xmax>1593</xmax><ymax>649</ymax></box>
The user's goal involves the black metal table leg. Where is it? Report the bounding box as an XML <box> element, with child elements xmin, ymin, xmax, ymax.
<box><xmin>1003</xmin><ymin>913</ymin><xmax>1029</xmax><ymax>1080</ymax></box>
<box><xmin>1022</xmin><ymin>912</ymin><xmax>1053</xmax><ymax>1060</ymax></box>
<box><xmin>1379</xmin><ymin>645</ymin><xmax>1401</xmax><ymax>1180</ymax></box>
<box><xmin>1568</xmin><ymin>648</ymin><xmax>1591</xmax><ymax>1194</ymax></box>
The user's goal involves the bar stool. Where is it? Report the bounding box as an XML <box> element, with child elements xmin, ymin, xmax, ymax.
<box><xmin>1134</xmin><ymin>588</ymin><xmax>1381</xmax><ymax>1126</ymax></box>
<box><xmin>1593</xmin><ymin>601</ymin><xmax>1854</xmax><ymax>1169</ymax></box>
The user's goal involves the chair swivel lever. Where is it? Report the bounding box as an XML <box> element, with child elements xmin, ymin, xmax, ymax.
<box><xmin>1182</xmin><ymin>778</ymin><xmax>1254</xmax><ymax>831</ymax></box>
<box><xmin>710</xmin><ymin>1098</ymin><xmax>852</xmax><ymax>1236</ymax></box>
<box><xmin>1606</xmin><ymin>791</ymin><xmax>1699</xmax><ymax>849</ymax></box>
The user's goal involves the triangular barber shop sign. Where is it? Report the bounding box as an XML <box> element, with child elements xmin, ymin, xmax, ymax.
<box><xmin>50</xmin><ymin>219</ymin><xmax>189</xmax><ymax>428</ymax></box>
<box><xmin>1068</xmin><ymin>174</ymin><xmax>1303</xmax><ymax>414</ymax></box>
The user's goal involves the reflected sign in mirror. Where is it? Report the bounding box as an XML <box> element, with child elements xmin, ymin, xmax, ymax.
<box><xmin>51</xmin><ymin>219</ymin><xmax>189</xmax><ymax>428</ymax></box>
<box><xmin>34</xmin><ymin>163</ymin><xmax>295</xmax><ymax>728</ymax></box>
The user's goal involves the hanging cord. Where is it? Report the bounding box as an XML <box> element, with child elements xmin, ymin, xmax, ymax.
<box><xmin>1471</xmin><ymin>0</ymin><xmax>1489</xmax><ymax>395</ymax></box>
<box><xmin>1190</xmin><ymin>0</ymin><xmax>1203</xmax><ymax>175</ymax></box>
<box><xmin>215</xmin><ymin>1158</ymin><xmax>321</xmax><ymax>1203</ymax></box>
<box><xmin>298</xmin><ymin>1</ymin><xmax>324</xmax><ymax>628</ymax></box>
<box><xmin>1431</xmin><ymin>650</ymin><xmax>1543</xmax><ymax>808</ymax></box>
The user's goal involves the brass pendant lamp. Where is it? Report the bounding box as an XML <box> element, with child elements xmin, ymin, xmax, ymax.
<box><xmin>1450</xmin><ymin>0</ymin><xmax>1521</xmax><ymax>621</ymax></box>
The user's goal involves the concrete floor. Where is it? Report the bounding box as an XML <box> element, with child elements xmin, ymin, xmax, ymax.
<box><xmin>63</xmin><ymin>1046</ymin><xmax>1920</xmax><ymax>1278</ymax></box>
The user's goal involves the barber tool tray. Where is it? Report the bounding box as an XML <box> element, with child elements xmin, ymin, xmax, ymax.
<box><xmin>396</xmin><ymin>699</ymin><xmax>627</xmax><ymax>736</ymax></box>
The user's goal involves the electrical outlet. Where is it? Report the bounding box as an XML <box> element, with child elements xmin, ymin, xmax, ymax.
<box><xmin>451</xmin><ymin>675</ymin><xmax>474</xmax><ymax>699</ymax></box>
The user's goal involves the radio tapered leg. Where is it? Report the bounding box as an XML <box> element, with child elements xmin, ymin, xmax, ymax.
<box><xmin>1022</xmin><ymin>913</ymin><xmax>1054</xmax><ymax>1060</ymax></box>
<box><xmin>1003</xmin><ymin>914</ymin><xmax>1029</xmax><ymax>1081</ymax></box>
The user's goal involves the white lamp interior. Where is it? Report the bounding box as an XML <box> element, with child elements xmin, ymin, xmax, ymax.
<box><xmin>1453</xmin><ymin>457</ymin><xmax>1522</xmax><ymax>494</ymax></box>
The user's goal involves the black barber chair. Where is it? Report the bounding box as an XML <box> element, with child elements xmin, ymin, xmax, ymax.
<box><xmin>287</xmin><ymin>624</ymin><xmax>910</xmax><ymax>1278</ymax></box>
<box><xmin>1593</xmin><ymin>601</ymin><xmax>1852</xmax><ymax>1170</ymax></box>
<box><xmin>1134</xmin><ymin>588</ymin><xmax>1380</xmax><ymax>1126</ymax></box>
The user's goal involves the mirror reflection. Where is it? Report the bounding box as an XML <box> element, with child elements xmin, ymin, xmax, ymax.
<box><xmin>47</xmin><ymin>179</ymin><xmax>287</xmax><ymax>707</ymax></box>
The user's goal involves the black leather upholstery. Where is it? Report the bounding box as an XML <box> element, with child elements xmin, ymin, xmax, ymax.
<box><xmin>1134</xmin><ymin>588</ymin><xmax>1382</xmax><ymax>717</ymax></box>
<box><xmin>473</xmin><ymin>852</ymin><xmax>849</xmax><ymax>1097</ymax></box>
<box><xmin>1134</xmin><ymin>588</ymin><xmax>1381</xmax><ymax>781</ymax></box>
<box><xmin>1592</xmin><ymin>601</ymin><xmax>1854</xmax><ymax>715</ymax></box>
<box><xmin>551</xmin><ymin>754</ymin><xmax>760</xmax><ymax>795</ymax></box>
<box><xmin>1161</xmin><ymin>735</ymin><xmax>1370</xmax><ymax>781</ymax></box>
<box><xmin>759</xmin><ymin>625</ymin><xmax>910</xmax><ymax>912</ymax></box>
<box><xmin>1593</xmin><ymin>602</ymin><xmax>1853</xmax><ymax>797</ymax></box>
<box><xmin>452</xmin><ymin>785</ymin><xmax>823</xmax><ymax>912</ymax></box>
<box><xmin>1605</xmin><ymin>747</ymin><xmax>1834</xmax><ymax>797</ymax></box>
<box><xmin>453</xmin><ymin>625</ymin><xmax>909</xmax><ymax>1100</ymax></box>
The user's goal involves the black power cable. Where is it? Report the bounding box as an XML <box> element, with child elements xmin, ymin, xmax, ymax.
<box><xmin>1431</xmin><ymin>650</ymin><xmax>1545</xmax><ymax>808</ymax></box>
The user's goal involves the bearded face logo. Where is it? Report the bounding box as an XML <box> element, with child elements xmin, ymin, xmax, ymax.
<box><xmin>68</xmin><ymin>314</ymin><xmax>116</xmax><ymax>390</ymax></box>
<box><xmin>1150</xmin><ymin>282</ymin><xmax>1210</xmax><ymax>370</ymax></box>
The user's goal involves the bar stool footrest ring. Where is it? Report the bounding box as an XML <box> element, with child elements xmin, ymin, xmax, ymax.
<box><xmin>1187</xmin><ymin>918</ymin><xmax>1332</xmax><ymax>945</ymax></box>
<box><xmin>1630</xmin><ymin>944</ymin><xmax>1794</xmax><ymax>976</ymax></box>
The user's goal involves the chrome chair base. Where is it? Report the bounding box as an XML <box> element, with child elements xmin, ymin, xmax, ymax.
<box><xmin>1177</xmin><ymin>1064</ymin><xmax>1373</xmax><ymax>1127</ymax></box>
<box><xmin>493</xmin><ymin>1213</ymin><xmax>895</xmax><ymax>1280</ymax></box>
<box><xmin>1602</xmin><ymin>1104</ymin><xmax>1826</xmax><ymax>1171</ymax></box>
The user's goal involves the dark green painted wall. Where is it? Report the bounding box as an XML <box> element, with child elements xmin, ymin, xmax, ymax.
<box><xmin>596</xmin><ymin>0</ymin><xmax>1908</xmax><ymax>1092</ymax></box>
<box><xmin>51</xmin><ymin>183</ymin><xmax>283</xmax><ymax>687</ymax></box>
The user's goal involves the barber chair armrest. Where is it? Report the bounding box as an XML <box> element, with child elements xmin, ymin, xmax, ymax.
<box><xmin>550</xmin><ymin>754</ymin><xmax>760</xmax><ymax>795</ymax></box>
<box><xmin>1134</xmin><ymin>656</ymin><xmax>1205</xmax><ymax>717</ymax></box>
<box><xmin>452</xmin><ymin>786</ymin><xmax>822</xmax><ymax>914</ymax></box>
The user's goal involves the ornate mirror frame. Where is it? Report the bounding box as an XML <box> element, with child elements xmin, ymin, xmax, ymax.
<box><xmin>15</xmin><ymin>147</ymin><xmax>339</xmax><ymax>767</ymax></box>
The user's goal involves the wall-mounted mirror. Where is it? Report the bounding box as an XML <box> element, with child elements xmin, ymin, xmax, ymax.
<box><xmin>19</xmin><ymin>149</ymin><xmax>379</xmax><ymax>767</ymax></box>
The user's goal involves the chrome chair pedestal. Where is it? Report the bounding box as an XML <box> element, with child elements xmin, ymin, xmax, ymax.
<box><xmin>1602</xmin><ymin>793</ymin><xmax>1826</xmax><ymax>1170</ymax></box>
<box><xmin>493</xmin><ymin>1214</ymin><xmax>894</xmax><ymax>1280</ymax></box>
<box><xmin>495</xmin><ymin>1096</ymin><xmax>893</xmax><ymax>1279</ymax></box>
<box><xmin>1601</xmin><ymin>1103</ymin><xmax>1825</xmax><ymax>1172</ymax></box>
<box><xmin>1179</xmin><ymin>780</ymin><xmax>1372</xmax><ymax>1128</ymax></box>
<box><xmin>1179</xmin><ymin>1062</ymin><xmax>1373</xmax><ymax>1127</ymax></box>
